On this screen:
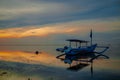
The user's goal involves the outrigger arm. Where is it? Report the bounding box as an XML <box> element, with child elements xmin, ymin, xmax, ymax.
<box><xmin>56</xmin><ymin>53</ymin><xmax>65</xmax><ymax>61</ymax></box>
<box><xmin>89</xmin><ymin>46</ymin><xmax>109</xmax><ymax>62</ymax></box>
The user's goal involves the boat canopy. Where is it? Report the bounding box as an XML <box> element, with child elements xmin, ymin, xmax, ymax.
<box><xmin>66</xmin><ymin>39</ymin><xmax>88</xmax><ymax>43</ymax></box>
<box><xmin>66</xmin><ymin>39</ymin><xmax>89</xmax><ymax>47</ymax></box>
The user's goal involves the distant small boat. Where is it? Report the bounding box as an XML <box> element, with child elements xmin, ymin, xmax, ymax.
<box><xmin>35</xmin><ymin>51</ymin><xmax>41</xmax><ymax>55</ymax></box>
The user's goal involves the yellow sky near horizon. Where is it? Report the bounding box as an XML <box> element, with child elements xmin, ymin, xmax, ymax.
<box><xmin>0</xmin><ymin>20</ymin><xmax>120</xmax><ymax>39</ymax></box>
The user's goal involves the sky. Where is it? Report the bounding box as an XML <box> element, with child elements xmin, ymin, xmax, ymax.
<box><xmin>0</xmin><ymin>0</ymin><xmax>120</xmax><ymax>45</ymax></box>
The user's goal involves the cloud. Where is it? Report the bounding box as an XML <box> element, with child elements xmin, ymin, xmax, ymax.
<box><xmin>0</xmin><ymin>24</ymin><xmax>78</xmax><ymax>38</ymax></box>
<box><xmin>0</xmin><ymin>0</ymin><xmax>73</xmax><ymax>20</ymax></box>
<box><xmin>0</xmin><ymin>0</ymin><xmax>119</xmax><ymax>29</ymax></box>
<box><xmin>0</xmin><ymin>19</ymin><xmax>119</xmax><ymax>38</ymax></box>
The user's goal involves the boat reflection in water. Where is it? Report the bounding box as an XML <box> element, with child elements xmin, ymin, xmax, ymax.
<box><xmin>67</xmin><ymin>62</ymin><xmax>93</xmax><ymax>77</ymax></box>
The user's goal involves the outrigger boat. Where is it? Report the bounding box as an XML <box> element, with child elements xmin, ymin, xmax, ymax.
<box><xmin>56</xmin><ymin>30</ymin><xmax>109</xmax><ymax>67</ymax></box>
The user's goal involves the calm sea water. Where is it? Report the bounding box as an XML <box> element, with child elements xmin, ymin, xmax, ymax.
<box><xmin>0</xmin><ymin>45</ymin><xmax>120</xmax><ymax>80</ymax></box>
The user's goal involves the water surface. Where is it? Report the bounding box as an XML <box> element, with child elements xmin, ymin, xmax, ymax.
<box><xmin>0</xmin><ymin>45</ymin><xmax>120</xmax><ymax>80</ymax></box>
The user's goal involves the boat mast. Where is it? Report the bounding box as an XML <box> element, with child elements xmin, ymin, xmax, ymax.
<box><xmin>90</xmin><ymin>29</ymin><xmax>92</xmax><ymax>46</ymax></box>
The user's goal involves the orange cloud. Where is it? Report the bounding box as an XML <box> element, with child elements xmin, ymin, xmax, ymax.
<box><xmin>0</xmin><ymin>19</ymin><xmax>119</xmax><ymax>38</ymax></box>
<box><xmin>0</xmin><ymin>25</ymin><xmax>78</xmax><ymax>38</ymax></box>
